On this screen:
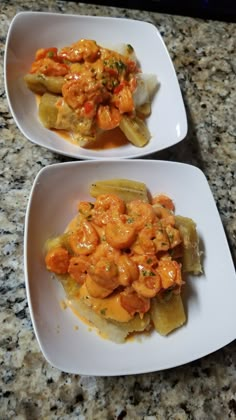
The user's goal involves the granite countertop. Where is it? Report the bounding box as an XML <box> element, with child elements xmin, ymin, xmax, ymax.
<box><xmin>0</xmin><ymin>1</ymin><xmax>236</xmax><ymax>418</ymax></box>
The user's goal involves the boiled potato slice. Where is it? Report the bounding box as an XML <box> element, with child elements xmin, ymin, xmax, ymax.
<box><xmin>24</xmin><ymin>73</ymin><xmax>64</xmax><ymax>94</ymax></box>
<box><xmin>136</xmin><ymin>102</ymin><xmax>152</xmax><ymax>118</ymax></box>
<box><xmin>119</xmin><ymin>115</ymin><xmax>151</xmax><ymax>147</ymax></box>
<box><xmin>89</xmin><ymin>178</ymin><xmax>149</xmax><ymax>202</ymax></box>
<box><xmin>38</xmin><ymin>93</ymin><xmax>59</xmax><ymax>128</ymax></box>
<box><xmin>175</xmin><ymin>215</ymin><xmax>202</xmax><ymax>274</ymax></box>
<box><xmin>150</xmin><ymin>294</ymin><xmax>186</xmax><ymax>336</ymax></box>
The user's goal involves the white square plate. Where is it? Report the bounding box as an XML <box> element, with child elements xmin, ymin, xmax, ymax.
<box><xmin>5</xmin><ymin>12</ymin><xmax>187</xmax><ymax>160</ymax></box>
<box><xmin>24</xmin><ymin>160</ymin><xmax>236</xmax><ymax>375</ymax></box>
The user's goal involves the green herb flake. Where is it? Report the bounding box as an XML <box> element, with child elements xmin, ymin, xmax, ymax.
<box><xmin>47</xmin><ymin>51</ymin><xmax>54</xmax><ymax>58</ymax></box>
<box><xmin>127</xmin><ymin>217</ymin><xmax>134</xmax><ymax>224</ymax></box>
<box><xmin>142</xmin><ymin>269</ymin><xmax>155</xmax><ymax>277</ymax></box>
<box><xmin>127</xmin><ymin>44</ymin><xmax>134</xmax><ymax>53</ymax></box>
<box><xmin>115</xmin><ymin>60</ymin><xmax>126</xmax><ymax>72</ymax></box>
<box><xmin>100</xmin><ymin>308</ymin><xmax>107</xmax><ymax>315</ymax></box>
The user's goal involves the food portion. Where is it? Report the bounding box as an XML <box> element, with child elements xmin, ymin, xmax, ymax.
<box><xmin>24</xmin><ymin>40</ymin><xmax>158</xmax><ymax>148</ymax></box>
<box><xmin>44</xmin><ymin>179</ymin><xmax>202</xmax><ymax>343</ymax></box>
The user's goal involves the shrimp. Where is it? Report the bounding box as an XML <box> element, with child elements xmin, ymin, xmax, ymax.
<box><xmin>96</xmin><ymin>105</ymin><xmax>121</xmax><ymax>130</ymax></box>
<box><xmin>119</xmin><ymin>287</ymin><xmax>150</xmax><ymax>316</ymax></box>
<box><xmin>132</xmin><ymin>266</ymin><xmax>161</xmax><ymax>298</ymax></box>
<box><xmin>153</xmin><ymin>228</ymin><xmax>170</xmax><ymax>252</ymax></box>
<box><xmin>68</xmin><ymin>255</ymin><xmax>90</xmax><ymax>284</ymax></box>
<box><xmin>138</xmin><ymin>226</ymin><xmax>157</xmax><ymax>255</ymax></box>
<box><xmin>89</xmin><ymin>257</ymin><xmax>119</xmax><ymax>290</ymax></box>
<box><xmin>68</xmin><ymin>220</ymin><xmax>99</xmax><ymax>255</ymax></box>
<box><xmin>157</xmin><ymin>260</ymin><xmax>183</xmax><ymax>289</ymax></box>
<box><xmin>30</xmin><ymin>58</ymin><xmax>69</xmax><ymax>76</ymax></box>
<box><xmin>90</xmin><ymin>242</ymin><xmax>121</xmax><ymax>266</ymax></box>
<box><xmin>165</xmin><ymin>225</ymin><xmax>182</xmax><ymax>249</ymax></box>
<box><xmin>113</xmin><ymin>85</ymin><xmax>134</xmax><ymax>114</ymax></box>
<box><xmin>152</xmin><ymin>194</ymin><xmax>175</xmax><ymax>212</ymax></box>
<box><xmin>78</xmin><ymin>201</ymin><xmax>94</xmax><ymax>220</ymax></box>
<box><xmin>35</xmin><ymin>47</ymin><xmax>59</xmax><ymax>61</ymax></box>
<box><xmin>152</xmin><ymin>204</ymin><xmax>175</xmax><ymax>227</ymax></box>
<box><xmin>45</xmin><ymin>246</ymin><xmax>69</xmax><ymax>274</ymax></box>
<box><xmin>92</xmin><ymin>194</ymin><xmax>125</xmax><ymax>227</ymax></box>
<box><xmin>61</xmin><ymin>78</ymin><xmax>91</xmax><ymax>110</ymax></box>
<box><xmin>126</xmin><ymin>200</ymin><xmax>156</xmax><ymax>231</ymax></box>
<box><xmin>62</xmin><ymin>71</ymin><xmax>111</xmax><ymax>112</ymax></box>
<box><xmin>131</xmin><ymin>254</ymin><xmax>159</xmax><ymax>269</ymax></box>
<box><xmin>58</xmin><ymin>39</ymin><xmax>100</xmax><ymax>63</ymax></box>
<box><xmin>105</xmin><ymin>220</ymin><xmax>136</xmax><ymax>249</ymax></box>
<box><xmin>116</xmin><ymin>254</ymin><xmax>139</xmax><ymax>286</ymax></box>
<box><xmin>86</xmin><ymin>274</ymin><xmax>113</xmax><ymax>298</ymax></box>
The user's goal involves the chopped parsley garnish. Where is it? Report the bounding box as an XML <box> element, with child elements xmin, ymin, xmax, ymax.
<box><xmin>127</xmin><ymin>44</ymin><xmax>134</xmax><ymax>53</ymax></box>
<box><xmin>100</xmin><ymin>308</ymin><xmax>107</xmax><ymax>315</ymax></box>
<box><xmin>47</xmin><ymin>51</ymin><xmax>54</xmax><ymax>58</ymax></box>
<box><xmin>127</xmin><ymin>217</ymin><xmax>134</xmax><ymax>224</ymax></box>
<box><xmin>142</xmin><ymin>269</ymin><xmax>155</xmax><ymax>277</ymax></box>
<box><xmin>115</xmin><ymin>60</ymin><xmax>126</xmax><ymax>72</ymax></box>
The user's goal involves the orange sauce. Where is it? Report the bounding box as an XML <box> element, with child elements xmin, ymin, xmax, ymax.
<box><xmin>86</xmin><ymin>127</ymin><xmax>129</xmax><ymax>150</ymax></box>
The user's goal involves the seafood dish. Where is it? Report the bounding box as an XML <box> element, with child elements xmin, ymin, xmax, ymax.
<box><xmin>24</xmin><ymin>40</ymin><xmax>158</xmax><ymax>148</ymax></box>
<box><xmin>44</xmin><ymin>179</ymin><xmax>202</xmax><ymax>343</ymax></box>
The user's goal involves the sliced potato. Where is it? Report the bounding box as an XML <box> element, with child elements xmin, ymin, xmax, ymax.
<box><xmin>119</xmin><ymin>115</ymin><xmax>151</xmax><ymax>147</ymax></box>
<box><xmin>150</xmin><ymin>293</ymin><xmax>186</xmax><ymax>336</ymax></box>
<box><xmin>175</xmin><ymin>215</ymin><xmax>202</xmax><ymax>274</ymax></box>
<box><xmin>89</xmin><ymin>178</ymin><xmax>149</xmax><ymax>202</ymax></box>
<box><xmin>24</xmin><ymin>73</ymin><xmax>65</xmax><ymax>94</ymax></box>
<box><xmin>136</xmin><ymin>102</ymin><xmax>152</xmax><ymax>118</ymax></box>
<box><xmin>38</xmin><ymin>93</ymin><xmax>59</xmax><ymax>128</ymax></box>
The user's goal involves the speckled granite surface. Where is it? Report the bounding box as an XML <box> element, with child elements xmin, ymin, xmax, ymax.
<box><xmin>0</xmin><ymin>1</ymin><xmax>236</xmax><ymax>418</ymax></box>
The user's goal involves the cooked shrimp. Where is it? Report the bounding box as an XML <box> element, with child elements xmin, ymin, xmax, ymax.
<box><xmin>30</xmin><ymin>58</ymin><xmax>69</xmax><ymax>76</ymax></box>
<box><xmin>45</xmin><ymin>246</ymin><xmax>69</xmax><ymax>274</ymax></box>
<box><xmin>116</xmin><ymin>254</ymin><xmax>139</xmax><ymax>286</ymax></box>
<box><xmin>113</xmin><ymin>85</ymin><xmax>134</xmax><ymax>113</ymax></box>
<box><xmin>78</xmin><ymin>201</ymin><xmax>94</xmax><ymax>220</ymax></box>
<box><xmin>152</xmin><ymin>194</ymin><xmax>175</xmax><ymax>212</ymax></box>
<box><xmin>132</xmin><ymin>266</ymin><xmax>161</xmax><ymax>298</ymax></box>
<box><xmin>157</xmin><ymin>260</ymin><xmax>183</xmax><ymax>289</ymax></box>
<box><xmin>153</xmin><ymin>228</ymin><xmax>170</xmax><ymax>252</ymax></box>
<box><xmin>86</xmin><ymin>274</ymin><xmax>113</xmax><ymax>298</ymax></box>
<box><xmin>119</xmin><ymin>287</ymin><xmax>150</xmax><ymax>316</ymax></box>
<box><xmin>68</xmin><ymin>220</ymin><xmax>99</xmax><ymax>255</ymax></box>
<box><xmin>90</xmin><ymin>240</ymin><xmax>120</xmax><ymax>259</ymax></box>
<box><xmin>89</xmin><ymin>257</ymin><xmax>119</xmax><ymax>290</ymax></box>
<box><xmin>126</xmin><ymin>200</ymin><xmax>156</xmax><ymax>231</ymax></box>
<box><xmin>62</xmin><ymin>78</ymin><xmax>98</xmax><ymax>111</ymax></box>
<box><xmin>152</xmin><ymin>204</ymin><xmax>175</xmax><ymax>226</ymax></box>
<box><xmin>35</xmin><ymin>47</ymin><xmax>59</xmax><ymax>61</ymax></box>
<box><xmin>138</xmin><ymin>226</ymin><xmax>157</xmax><ymax>255</ymax></box>
<box><xmin>96</xmin><ymin>105</ymin><xmax>121</xmax><ymax>130</ymax></box>
<box><xmin>92</xmin><ymin>194</ymin><xmax>125</xmax><ymax>227</ymax></box>
<box><xmin>68</xmin><ymin>255</ymin><xmax>90</xmax><ymax>284</ymax></box>
<box><xmin>58</xmin><ymin>39</ymin><xmax>100</xmax><ymax>63</ymax></box>
<box><xmin>105</xmin><ymin>220</ymin><xmax>136</xmax><ymax>249</ymax></box>
<box><xmin>165</xmin><ymin>225</ymin><xmax>182</xmax><ymax>249</ymax></box>
<box><xmin>131</xmin><ymin>254</ymin><xmax>159</xmax><ymax>269</ymax></box>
